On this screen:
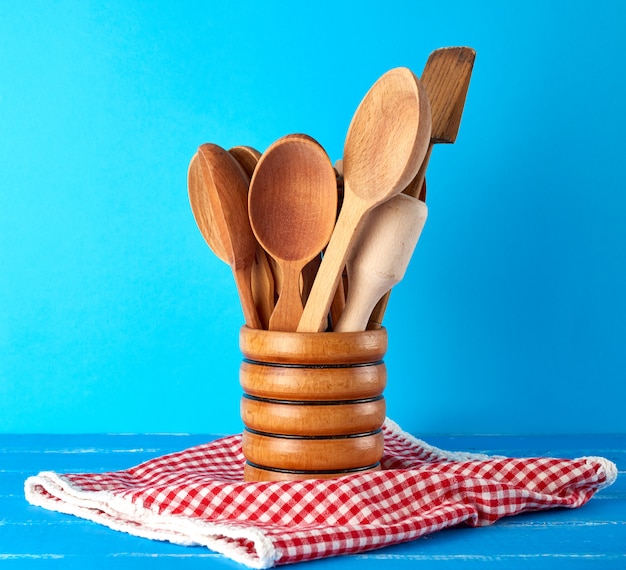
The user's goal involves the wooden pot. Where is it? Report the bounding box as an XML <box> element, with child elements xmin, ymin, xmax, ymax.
<box><xmin>239</xmin><ymin>326</ymin><xmax>387</xmax><ymax>481</ymax></box>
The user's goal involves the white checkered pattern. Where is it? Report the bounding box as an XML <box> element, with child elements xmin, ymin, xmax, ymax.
<box><xmin>24</xmin><ymin>419</ymin><xmax>617</xmax><ymax>568</ymax></box>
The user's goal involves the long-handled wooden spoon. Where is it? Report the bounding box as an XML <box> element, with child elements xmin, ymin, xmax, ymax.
<box><xmin>188</xmin><ymin>143</ymin><xmax>262</xmax><ymax>329</ymax></box>
<box><xmin>297</xmin><ymin>67</ymin><xmax>431</xmax><ymax>332</ymax></box>
<box><xmin>228</xmin><ymin>145</ymin><xmax>276</xmax><ymax>330</ymax></box>
<box><xmin>334</xmin><ymin>194</ymin><xmax>428</xmax><ymax>332</ymax></box>
<box><xmin>187</xmin><ymin>152</ymin><xmax>228</xmax><ymax>262</ymax></box>
<box><xmin>367</xmin><ymin>47</ymin><xmax>475</xmax><ymax>329</ymax></box>
<box><xmin>248</xmin><ymin>134</ymin><xmax>337</xmax><ymax>332</ymax></box>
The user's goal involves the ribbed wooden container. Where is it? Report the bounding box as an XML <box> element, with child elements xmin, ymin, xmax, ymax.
<box><xmin>239</xmin><ymin>326</ymin><xmax>387</xmax><ymax>481</ymax></box>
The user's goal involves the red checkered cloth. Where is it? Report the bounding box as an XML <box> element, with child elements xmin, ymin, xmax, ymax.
<box><xmin>25</xmin><ymin>419</ymin><xmax>617</xmax><ymax>568</ymax></box>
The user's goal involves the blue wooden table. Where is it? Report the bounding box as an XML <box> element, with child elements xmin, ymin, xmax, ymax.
<box><xmin>1</xmin><ymin>434</ymin><xmax>624</xmax><ymax>568</ymax></box>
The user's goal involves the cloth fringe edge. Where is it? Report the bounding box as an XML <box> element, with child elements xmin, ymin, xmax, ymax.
<box><xmin>24</xmin><ymin>471</ymin><xmax>277</xmax><ymax>569</ymax></box>
<box><xmin>580</xmin><ymin>456</ymin><xmax>619</xmax><ymax>488</ymax></box>
<box><xmin>383</xmin><ymin>418</ymin><xmax>501</xmax><ymax>461</ymax></box>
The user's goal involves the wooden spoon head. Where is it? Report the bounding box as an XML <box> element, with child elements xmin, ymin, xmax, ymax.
<box><xmin>421</xmin><ymin>47</ymin><xmax>476</xmax><ymax>144</ymax></box>
<box><xmin>228</xmin><ymin>145</ymin><xmax>262</xmax><ymax>179</ymax></box>
<box><xmin>343</xmin><ymin>67</ymin><xmax>431</xmax><ymax>207</ymax></box>
<box><xmin>195</xmin><ymin>143</ymin><xmax>257</xmax><ymax>270</ymax></box>
<box><xmin>350</xmin><ymin>194</ymin><xmax>428</xmax><ymax>284</ymax></box>
<box><xmin>249</xmin><ymin>134</ymin><xmax>337</xmax><ymax>264</ymax></box>
<box><xmin>336</xmin><ymin>195</ymin><xmax>428</xmax><ymax>332</ymax></box>
<box><xmin>187</xmin><ymin>151</ymin><xmax>228</xmax><ymax>262</ymax></box>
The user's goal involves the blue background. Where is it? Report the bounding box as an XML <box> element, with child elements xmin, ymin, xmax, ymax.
<box><xmin>1</xmin><ymin>1</ymin><xmax>625</xmax><ymax>435</ymax></box>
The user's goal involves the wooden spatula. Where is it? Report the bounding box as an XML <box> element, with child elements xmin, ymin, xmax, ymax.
<box><xmin>367</xmin><ymin>47</ymin><xmax>476</xmax><ymax>329</ymax></box>
<box><xmin>405</xmin><ymin>46</ymin><xmax>476</xmax><ymax>200</ymax></box>
<box><xmin>334</xmin><ymin>194</ymin><xmax>428</xmax><ymax>332</ymax></box>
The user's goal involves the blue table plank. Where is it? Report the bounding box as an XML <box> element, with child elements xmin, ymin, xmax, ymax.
<box><xmin>1</xmin><ymin>434</ymin><xmax>623</xmax><ymax>569</ymax></box>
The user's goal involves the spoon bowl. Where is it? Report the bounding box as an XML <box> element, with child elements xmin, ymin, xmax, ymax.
<box><xmin>249</xmin><ymin>134</ymin><xmax>337</xmax><ymax>332</ymax></box>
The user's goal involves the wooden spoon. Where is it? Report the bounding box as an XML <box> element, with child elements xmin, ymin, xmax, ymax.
<box><xmin>249</xmin><ymin>134</ymin><xmax>337</xmax><ymax>332</ymax></box>
<box><xmin>229</xmin><ymin>145</ymin><xmax>283</xmax><ymax>303</ymax></box>
<box><xmin>187</xmin><ymin>152</ymin><xmax>228</xmax><ymax>262</ymax></box>
<box><xmin>334</xmin><ymin>194</ymin><xmax>427</xmax><ymax>332</ymax></box>
<box><xmin>188</xmin><ymin>143</ymin><xmax>262</xmax><ymax>329</ymax></box>
<box><xmin>228</xmin><ymin>145</ymin><xmax>276</xmax><ymax>330</ymax></box>
<box><xmin>297</xmin><ymin>67</ymin><xmax>431</xmax><ymax>332</ymax></box>
<box><xmin>367</xmin><ymin>47</ymin><xmax>475</xmax><ymax>329</ymax></box>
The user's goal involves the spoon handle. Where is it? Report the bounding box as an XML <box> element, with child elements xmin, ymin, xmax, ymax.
<box><xmin>298</xmin><ymin>197</ymin><xmax>367</xmax><ymax>333</ymax></box>
<box><xmin>251</xmin><ymin>248</ymin><xmax>275</xmax><ymax>330</ymax></box>
<box><xmin>334</xmin><ymin>275</ymin><xmax>390</xmax><ymax>333</ymax></box>
<box><xmin>403</xmin><ymin>145</ymin><xmax>431</xmax><ymax>199</ymax></box>
<box><xmin>329</xmin><ymin>270</ymin><xmax>347</xmax><ymax>329</ymax></box>
<box><xmin>234</xmin><ymin>265</ymin><xmax>262</xmax><ymax>330</ymax></box>
<box><xmin>269</xmin><ymin>262</ymin><xmax>305</xmax><ymax>332</ymax></box>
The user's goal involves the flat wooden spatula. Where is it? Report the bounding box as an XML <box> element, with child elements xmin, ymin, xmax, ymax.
<box><xmin>404</xmin><ymin>46</ymin><xmax>476</xmax><ymax>200</ymax></box>
<box><xmin>367</xmin><ymin>46</ymin><xmax>476</xmax><ymax>329</ymax></box>
<box><xmin>334</xmin><ymin>194</ymin><xmax>428</xmax><ymax>332</ymax></box>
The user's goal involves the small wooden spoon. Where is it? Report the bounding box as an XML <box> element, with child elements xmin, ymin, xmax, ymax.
<box><xmin>297</xmin><ymin>67</ymin><xmax>431</xmax><ymax>332</ymax></box>
<box><xmin>228</xmin><ymin>145</ymin><xmax>276</xmax><ymax>330</ymax></box>
<box><xmin>187</xmin><ymin>152</ymin><xmax>228</xmax><ymax>262</ymax></box>
<box><xmin>335</xmin><ymin>194</ymin><xmax>428</xmax><ymax>332</ymax></box>
<box><xmin>188</xmin><ymin>143</ymin><xmax>262</xmax><ymax>329</ymax></box>
<box><xmin>229</xmin><ymin>146</ymin><xmax>284</xmax><ymax>305</ymax></box>
<box><xmin>249</xmin><ymin>134</ymin><xmax>337</xmax><ymax>332</ymax></box>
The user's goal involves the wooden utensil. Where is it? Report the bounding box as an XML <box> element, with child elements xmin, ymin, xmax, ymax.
<box><xmin>297</xmin><ymin>67</ymin><xmax>431</xmax><ymax>332</ymax></box>
<box><xmin>334</xmin><ymin>194</ymin><xmax>428</xmax><ymax>332</ymax></box>
<box><xmin>405</xmin><ymin>47</ymin><xmax>475</xmax><ymax>200</ymax></box>
<box><xmin>367</xmin><ymin>47</ymin><xmax>475</xmax><ymax>330</ymax></box>
<box><xmin>230</xmin><ymin>145</ymin><xmax>283</xmax><ymax>302</ymax></box>
<box><xmin>328</xmin><ymin>161</ymin><xmax>347</xmax><ymax>329</ymax></box>
<box><xmin>187</xmin><ymin>152</ymin><xmax>228</xmax><ymax>262</ymax></box>
<box><xmin>188</xmin><ymin>143</ymin><xmax>262</xmax><ymax>329</ymax></box>
<box><xmin>228</xmin><ymin>145</ymin><xmax>276</xmax><ymax>330</ymax></box>
<box><xmin>248</xmin><ymin>134</ymin><xmax>337</xmax><ymax>332</ymax></box>
<box><xmin>228</xmin><ymin>145</ymin><xmax>261</xmax><ymax>178</ymax></box>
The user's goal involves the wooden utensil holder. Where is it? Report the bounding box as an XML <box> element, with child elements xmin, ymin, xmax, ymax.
<box><xmin>240</xmin><ymin>326</ymin><xmax>387</xmax><ymax>481</ymax></box>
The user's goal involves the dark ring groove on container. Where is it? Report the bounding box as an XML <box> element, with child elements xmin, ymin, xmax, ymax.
<box><xmin>242</xmin><ymin>358</ymin><xmax>384</xmax><ymax>369</ymax></box>
<box><xmin>245</xmin><ymin>460</ymin><xmax>381</xmax><ymax>476</ymax></box>
<box><xmin>244</xmin><ymin>427</ymin><xmax>383</xmax><ymax>440</ymax></box>
<box><xmin>242</xmin><ymin>393</ymin><xmax>384</xmax><ymax>406</ymax></box>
